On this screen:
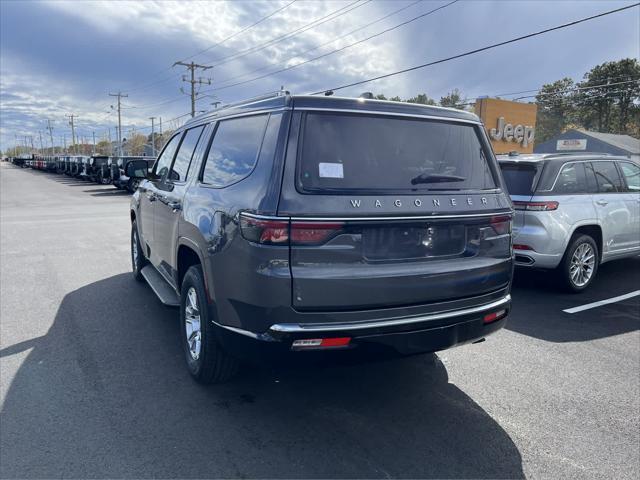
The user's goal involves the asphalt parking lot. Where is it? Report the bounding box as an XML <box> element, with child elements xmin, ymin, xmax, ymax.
<box><xmin>1</xmin><ymin>162</ymin><xmax>638</xmax><ymax>479</ymax></box>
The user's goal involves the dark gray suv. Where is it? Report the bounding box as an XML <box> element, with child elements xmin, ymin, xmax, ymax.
<box><xmin>130</xmin><ymin>93</ymin><xmax>514</xmax><ymax>383</ymax></box>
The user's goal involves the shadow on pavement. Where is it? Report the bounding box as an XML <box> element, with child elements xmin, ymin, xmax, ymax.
<box><xmin>507</xmin><ymin>256</ymin><xmax>640</xmax><ymax>342</ymax></box>
<box><xmin>90</xmin><ymin>190</ymin><xmax>130</xmax><ymax>197</ymax></box>
<box><xmin>1</xmin><ymin>273</ymin><xmax>523</xmax><ymax>479</ymax></box>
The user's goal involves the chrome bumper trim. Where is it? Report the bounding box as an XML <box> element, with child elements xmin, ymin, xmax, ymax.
<box><xmin>268</xmin><ymin>294</ymin><xmax>511</xmax><ymax>334</ymax></box>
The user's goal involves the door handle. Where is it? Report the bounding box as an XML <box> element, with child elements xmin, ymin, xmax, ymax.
<box><xmin>167</xmin><ymin>201</ymin><xmax>182</xmax><ymax>211</ymax></box>
<box><xmin>147</xmin><ymin>192</ymin><xmax>157</xmax><ymax>202</ymax></box>
<box><xmin>595</xmin><ymin>199</ymin><xmax>608</xmax><ymax>206</ymax></box>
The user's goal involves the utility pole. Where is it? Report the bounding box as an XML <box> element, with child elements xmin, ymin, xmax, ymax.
<box><xmin>46</xmin><ymin>119</ymin><xmax>55</xmax><ymax>154</ymax></box>
<box><xmin>63</xmin><ymin>134</ymin><xmax>67</xmax><ymax>153</ymax></box>
<box><xmin>67</xmin><ymin>114</ymin><xmax>77</xmax><ymax>154</ymax></box>
<box><xmin>173</xmin><ymin>61</ymin><xmax>212</xmax><ymax>118</ymax></box>
<box><xmin>149</xmin><ymin>117</ymin><xmax>156</xmax><ymax>156</ymax></box>
<box><xmin>38</xmin><ymin>131</ymin><xmax>44</xmax><ymax>154</ymax></box>
<box><xmin>109</xmin><ymin>92</ymin><xmax>128</xmax><ymax>156</ymax></box>
<box><xmin>92</xmin><ymin>131</ymin><xmax>96</xmax><ymax>155</ymax></box>
<box><xmin>159</xmin><ymin>117</ymin><xmax>163</xmax><ymax>135</ymax></box>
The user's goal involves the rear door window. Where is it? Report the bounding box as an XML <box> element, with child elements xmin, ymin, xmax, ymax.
<box><xmin>202</xmin><ymin>114</ymin><xmax>269</xmax><ymax>187</ymax></box>
<box><xmin>619</xmin><ymin>162</ymin><xmax>640</xmax><ymax>191</ymax></box>
<box><xmin>499</xmin><ymin>163</ymin><xmax>539</xmax><ymax>195</ymax></box>
<box><xmin>298</xmin><ymin>112</ymin><xmax>496</xmax><ymax>193</ymax></box>
<box><xmin>592</xmin><ymin>161</ymin><xmax>625</xmax><ymax>193</ymax></box>
<box><xmin>153</xmin><ymin>134</ymin><xmax>182</xmax><ymax>179</ymax></box>
<box><xmin>553</xmin><ymin>163</ymin><xmax>588</xmax><ymax>194</ymax></box>
<box><xmin>169</xmin><ymin>125</ymin><xmax>205</xmax><ymax>182</ymax></box>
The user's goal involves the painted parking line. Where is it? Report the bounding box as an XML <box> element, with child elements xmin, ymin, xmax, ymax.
<box><xmin>563</xmin><ymin>290</ymin><xmax>640</xmax><ymax>314</ymax></box>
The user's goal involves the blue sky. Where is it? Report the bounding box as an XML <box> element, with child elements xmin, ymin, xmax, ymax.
<box><xmin>1</xmin><ymin>0</ymin><xmax>638</xmax><ymax>151</ymax></box>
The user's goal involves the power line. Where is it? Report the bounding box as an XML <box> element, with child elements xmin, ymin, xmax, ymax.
<box><xmin>205</xmin><ymin>0</ymin><xmax>371</xmax><ymax>66</ymax></box>
<box><xmin>311</xmin><ymin>2</ymin><xmax>640</xmax><ymax>95</ymax></box>
<box><xmin>214</xmin><ymin>0</ymin><xmax>425</xmax><ymax>88</ymax></box>
<box><xmin>202</xmin><ymin>0</ymin><xmax>458</xmax><ymax>94</ymax></box>
<box><xmin>123</xmin><ymin>1</ymin><xmax>298</xmax><ymax>96</ymax></box>
<box><xmin>180</xmin><ymin>0</ymin><xmax>298</xmax><ymax>63</ymax></box>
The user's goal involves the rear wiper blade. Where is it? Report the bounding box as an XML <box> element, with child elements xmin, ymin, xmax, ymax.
<box><xmin>410</xmin><ymin>173</ymin><xmax>466</xmax><ymax>185</ymax></box>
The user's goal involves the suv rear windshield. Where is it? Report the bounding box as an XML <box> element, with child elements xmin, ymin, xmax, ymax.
<box><xmin>298</xmin><ymin>112</ymin><xmax>496</xmax><ymax>193</ymax></box>
<box><xmin>499</xmin><ymin>162</ymin><xmax>540</xmax><ymax>196</ymax></box>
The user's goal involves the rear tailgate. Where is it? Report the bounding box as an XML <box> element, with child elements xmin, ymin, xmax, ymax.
<box><xmin>498</xmin><ymin>161</ymin><xmax>542</xmax><ymax>230</ymax></box>
<box><xmin>278</xmin><ymin>109</ymin><xmax>513</xmax><ymax>312</ymax></box>
<box><xmin>288</xmin><ymin>213</ymin><xmax>512</xmax><ymax>310</ymax></box>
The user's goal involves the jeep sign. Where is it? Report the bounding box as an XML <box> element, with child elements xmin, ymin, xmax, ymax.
<box><xmin>490</xmin><ymin>117</ymin><xmax>535</xmax><ymax>148</ymax></box>
<box><xmin>475</xmin><ymin>98</ymin><xmax>538</xmax><ymax>154</ymax></box>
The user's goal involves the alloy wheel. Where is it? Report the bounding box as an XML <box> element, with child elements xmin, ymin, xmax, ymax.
<box><xmin>185</xmin><ymin>287</ymin><xmax>202</xmax><ymax>361</ymax></box>
<box><xmin>569</xmin><ymin>242</ymin><xmax>595</xmax><ymax>287</ymax></box>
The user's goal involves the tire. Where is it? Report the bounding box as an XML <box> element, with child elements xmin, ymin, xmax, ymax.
<box><xmin>181</xmin><ymin>265</ymin><xmax>239</xmax><ymax>384</ymax></box>
<box><xmin>131</xmin><ymin>220</ymin><xmax>146</xmax><ymax>281</ymax></box>
<box><xmin>127</xmin><ymin>178</ymin><xmax>140</xmax><ymax>194</ymax></box>
<box><xmin>558</xmin><ymin>234</ymin><xmax>599</xmax><ymax>293</ymax></box>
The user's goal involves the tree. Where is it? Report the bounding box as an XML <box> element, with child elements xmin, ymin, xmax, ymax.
<box><xmin>575</xmin><ymin>58</ymin><xmax>640</xmax><ymax>134</ymax></box>
<box><xmin>125</xmin><ymin>134</ymin><xmax>148</xmax><ymax>156</ymax></box>
<box><xmin>439</xmin><ymin>88</ymin><xmax>467</xmax><ymax>109</ymax></box>
<box><xmin>405</xmin><ymin>93</ymin><xmax>436</xmax><ymax>105</ymax></box>
<box><xmin>534</xmin><ymin>78</ymin><xmax>576</xmax><ymax>143</ymax></box>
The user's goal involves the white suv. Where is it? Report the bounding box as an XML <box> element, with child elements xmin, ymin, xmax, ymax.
<box><xmin>498</xmin><ymin>153</ymin><xmax>640</xmax><ymax>292</ymax></box>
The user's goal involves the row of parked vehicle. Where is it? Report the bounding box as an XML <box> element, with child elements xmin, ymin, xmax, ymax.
<box><xmin>10</xmin><ymin>154</ymin><xmax>155</xmax><ymax>193</ymax></box>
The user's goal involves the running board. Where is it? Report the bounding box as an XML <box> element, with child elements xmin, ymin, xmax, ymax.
<box><xmin>141</xmin><ymin>265</ymin><xmax>180</xmax><ymax>307</ymax></box>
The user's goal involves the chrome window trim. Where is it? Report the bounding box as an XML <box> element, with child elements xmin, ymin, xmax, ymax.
<box><xmin>268</xmin><ymin>295</ymin><xmax>511</xmax><ymax>333</ymax></box>
<box><xmin>295</xmin><ymin>107</ymin><xmax>481</xmax><ymax>125</ymax></box>
<box><xmin>240</xmin><ymin>211</ymin><xmax>512</xmax><ymax>222</ymax></box>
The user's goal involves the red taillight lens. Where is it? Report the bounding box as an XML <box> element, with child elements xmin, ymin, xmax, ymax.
<box><xmin>240</xmin><ymin>215</ymin><xmax>289</xmax><ymax>245</ymax></box>
<box><xmin>483</xmin><ymin>309</ymin><xmax>507</xmax><ymax>324</ymax></box>
<box><xmin>513</xmin><ymin>201</ymin><xmax>559</xmax><ymax>211</ymax></box>
<box><xmin>490</xmin><ymin>215</ymin><xmax>512</xmax><ymax>235</ymax></box>
<box><xmin>240</xmin><ymin>216</ymin><xmax>344</xmax><ymax>246</ymax></box>
<box><xmin>513</xmin><ymin>244</ymin><xmax>534</xmax><ymax>251</ymax></box>
<box><xmin>290</xmin><ymin>221</ymin><xmax>344</xmax><ymax>246</ymax></box>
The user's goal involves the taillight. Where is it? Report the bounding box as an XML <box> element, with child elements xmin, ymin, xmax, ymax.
<box><xmin>240</xmin><ymin>214</ymin><xmax>344</xmax><ymax>246</ymax></box>
<box><xmin>513</xmin><ymin>201</ymin><xmax>559</xmax><ymax>211</ymax></box>
<box><xmin>290</xmin><ymin>221</ymin><xmax>344</xmax><ymax>246</ymax></box>
<box><xmin>513</xmin><ymin>244</ymin><xmax>534</xmax><ymax>251</ymax></box>
<box><xmin>240</xmin><ymin>215</ymin><xmax>289</xmax><ymax>245</ymax></box>
<box><xmin>490</xmin><ymin>215</ymin><xmax>512</xmax><ymax>235</ymax></box>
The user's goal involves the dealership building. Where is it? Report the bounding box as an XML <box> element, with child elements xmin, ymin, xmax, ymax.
<box><xmin>534</xmin><ymin>129</ymin><xmax>640</xmax><ymax>161</ymax></box>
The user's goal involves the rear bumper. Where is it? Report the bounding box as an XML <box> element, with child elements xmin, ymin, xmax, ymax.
<box><xmin>214</xmin><ymin>294</ymin><xmax>510</xmax><ymax>362</ymax></box>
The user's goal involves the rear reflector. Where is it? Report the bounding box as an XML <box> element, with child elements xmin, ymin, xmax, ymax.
<box><xmin>291</xmin><ymin>337</ymin><xmax>351</xmax><ymax>350</ymax></box>
<box><xmin>483</xmin><ymin>309</ymin><xmax>507</xmax><ymax>324</ymax></box>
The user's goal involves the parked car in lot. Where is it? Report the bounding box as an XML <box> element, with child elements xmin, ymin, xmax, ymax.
<box><xmin>84</xmin><ymin>155</ymin><xmax>110</xmax><ymax>183</ymax></box>
<box><xmin>498</xmin><ymin>153</ymin><xmax>640</xmax><ymax>291</ymax></box>
<box><xmin>113</xmin><ymin>156</ymin><xmax>154</xmax><ymax>192</ymax></box>
<box><xmin>131</xmin><ymin>93</ymin><xmax>514</xmax><ymax>383</ymax></box>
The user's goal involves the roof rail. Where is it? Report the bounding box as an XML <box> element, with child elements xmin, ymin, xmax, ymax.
<box><xmin>213</xmin><ymin>89</ymin><xmax>290</xmax><ymax>113</ymax></box>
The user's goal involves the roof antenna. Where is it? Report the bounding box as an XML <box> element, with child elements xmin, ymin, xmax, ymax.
<box><xmin>324</xmin><ymin>90</ymin><xmax>334</xmax><ymax>96</ymax></box>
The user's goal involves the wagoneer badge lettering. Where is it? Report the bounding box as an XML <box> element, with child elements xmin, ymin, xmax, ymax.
<box><xmin>349</xmin><ymin>197</ymin><xmax>492</xmax><ymax>208</ymax></box>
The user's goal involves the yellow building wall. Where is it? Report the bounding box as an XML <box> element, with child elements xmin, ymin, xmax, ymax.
<box><xmin>475</xmin><ymin>98</ymin><xmax>538</xmax><ymax>154</ymax></box>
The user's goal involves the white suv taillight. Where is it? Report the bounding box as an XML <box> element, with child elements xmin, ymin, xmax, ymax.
<box><xmin>513</xmin><ymin>201</ymin><xmax>559</xmax><ymax>211</ymax></box>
